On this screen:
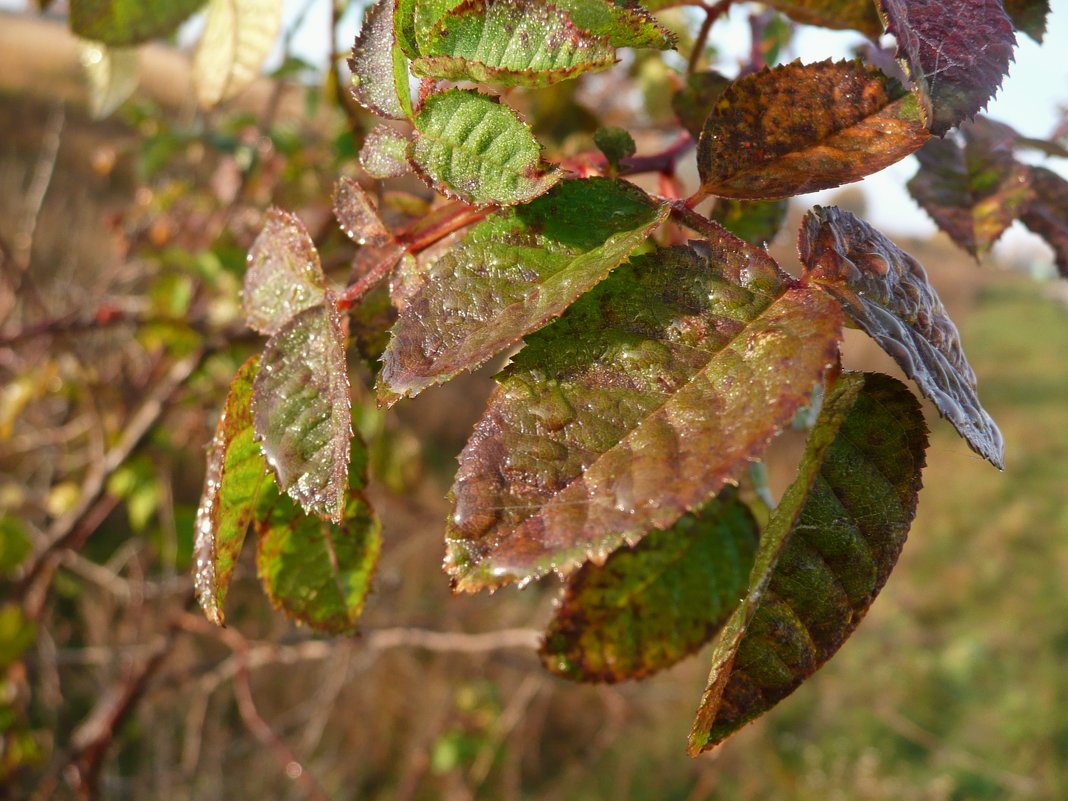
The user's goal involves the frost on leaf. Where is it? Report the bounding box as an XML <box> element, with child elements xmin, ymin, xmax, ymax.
<box><xmin>70</xmin><ymin>0</ymin><xmax>207</xmax><ymax>45</ymax></box>
<box><xmin>193</xmin><ymin>357</ymin><xmax>270</xmax><ymax>626</ymax></box>
<box><xmin>446</xmin><ymin>236</ymin><xmax>843</xmax><ymax>592</ymax></box>
<box><xmin>551</xmin><ymin>0</ymin><xmax>674</xmax><ymax>49</ymax></box>
<box><xmin>412</xmin><ymin>0</ymin><xmax>617</xmax><ymax>88</ymax></box>
<box><xmin>689</xmin><ymin>372</ymin><xmax>928</xmax><ymax>754</ymax></box>
<box><xmin>243</xmin><ymin>209</ymin><xmax>328</xmax><ymax>336</ymax></box>
<box><xmin>360</xmin><ymin>124</ymin><xmax>411</xmax><ymax>179</ymax></box>
<box><xmin>541</xmin><ymin>489</ymin><xmax>758</xmax><ymax>683</ymax></box>
<box><xmin>697</xmin><ymin>60</ymin><xmax>929</xmax><ymax>200</ymax></box>
<box><xmin>408</xmin><ymin>89</ymin><xmax>561</xmax><ymax>206</ymax></box>
<box><xmin>252</xmin><ymin>299</ymin><xmax>352</xmax><ymax>522</ymax></box>
<box><xmin>799</xmin><ymin>205</ymin><xmax>1004</xmax><ymax>468</ymax></box>
<box><xmin>349</xmin><ymin>0</ymin><xmax>413</xmax><ymax>120</ymax></box>
<box><xmin>333</xmin><ymin>176</ymin><xmax>392</xmax><ymax>247</ymax></box>
<box><xmin>761</xmin><ymin>0</ymin><xmax>883</xmax><ymax>38</ymax></box>
<box><xmin>194</xmin><ymin>0</ymin><xmax>283</xmax><ymax>108</ymax></box>
<box><xmin>378</xmin><ymin>178</ymin><xmax>668</xmax><ymax>403</ymax></box>
<box><xmin>1019</xmin><ymin>167</ymin><xmax>1068</xmax><ymax>278</ymax></box>
<box><xmin>907</xmin><ymin>125</ymin><xmax>1033</xmax><ymax>258</ymax></box>
<box><xmin>876</xmin><ymin>0</ymin><xmax>1015</xmax><ymax>136</ymax></box>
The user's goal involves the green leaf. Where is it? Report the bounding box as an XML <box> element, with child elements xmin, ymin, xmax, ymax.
<box><xmin>412</xmin><ymin>0</ymin><xmax>617</xmax><ymax>88</ymax></box>
<box><xmin>252</xmin><ymin>300</ymin><xmax>353</xmax><ymax>522</ymax></box>
<box><xmin>697</xmin><ymin>60</ymin><xmax>930</xmax><ymax>200</ymax></box>
<box><xmin>255</xmin><ymin>440</ymin><xmax>380</xmax><ymax>635</ymax></box>
<box><xmin>378</xmin><ymin>178</ymin><xmax>668</xmax><ymax>402</ymax></box>
<box><xmin>1004</xmin><ymin>0</ymin><xmax>1050</xmax><ymax>42</ymax></box>
<box><xmin>70</xmin><ymin>0</ymin><xmax>207</xmax><ymax>45</ymax></box>
<box><xmin>907</xmin><ymin>125</ymin><xmax>1033</xmax><ymax>258</ymax></box>
<box><xmin>0</xmin><ymin>604</ymin><xmax>36</xmax><ymax>672</ymax></box>
<box><xmin>349</xmin><ymin>0</ymin><xmax>413</xmax><ymax>120</ymax></box>
<box><xmin>593</xmin><ymin>127</ymin><xmax>636</xmax><ymax>171</ymax></box>
<box><xmin>799</xmin><ymin>205</ymin><xmax>1003</xmax><ymax>468</ymax></box>
<box><xmin>408</xmin><ymin>89</ymin><xmax>561</xmax><ymax>206</ymax></box>
<box><xmin>194</xmin><ymin>0</ymin><xmax>283</xmax><ymax>108</ymax></box>
<box><xmin>333</xmin><ymin>176</ymin><xmax>392</xmax><ymax>247</ymax></box>
<box><xmin>876</xmin><ymin>0</ymin><xmax>1016</xmax><ymax>136</ymax></box>
<box><xmin>193</xmin><ymin>356</ymin><xmax>270</xmax><ymax>627</ymax></box>
<box><xmin>551</xmin><ymin>0</ymin><xmax>674</xmax><ymax>49</ymax></box>
<box><xmin>541</xmin><ymin>489</ymin><xmax>758</xmax><ymax>683</ymax></box>
<box><xmin>710</xmin><ymin>199</ymin><xmax>788</xmax><ymax>246</ymax></box>
<box><xmin>77</xmin><ymin>40</ymin><xmax>139</xmax><ymax>120</ymax></box>
<box><xmin>1019</xmin><ymin>167</ymin><xmax>1068</xmax><ymax>279</ymax></box>
<box><xmin>414</xmin><ymin>0</ymin><xmax>465</xmax><ymax>52</ymax></box>
<box><xmin>760</xmin><ymin>0</ymin><xmax>882</xmax><ymax>37</ymax></box>
<box><xmin>243</xmin><ymin>209</ymin><xmax>327</xmax><ymax>336</ymax></box>
<box><xmin>446</xmin><ymin>237</ymin><xmax>843</xmax><ymax>592</ymax></box>
<box><xmin>0</xmin><ymin>516</ymin><xmax>31</xmax><ymax>576</ymax></box>
<box><xmin>672</xmin><ymin>71</ymin><xmax>730</xmax><ymax>140</ymax></box>
<box><xmin>359</xmin><ymin>123</ymin><xmax>412</xmax><ymax>179</ymax></box>
<box><xmin>688</xmin><ymin>372</ymin><xmax>928</xmax><ymax>753</ymax></box>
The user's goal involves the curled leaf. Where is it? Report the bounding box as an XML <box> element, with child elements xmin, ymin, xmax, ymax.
<box><xmin>697</xmin><ymin>60</ymin><xmax>929</xmax><ymax>200</ymax></box>
<box><xmin>446</xmin><ymin>237</ymin><xmax>843</xmax><ymax>592</ymax></box>
<box><xmin>799</xmin><ymin>205</ymin><xmax>1003</xmax><ymax>467</ymax></box>
<box><xmin>194</xmin><ymin>0</ymin><xmax>283</xmax><ymax>108</ymax></box>
<box><xmin>542</xmin><ymin>489</ymin><xmax>758</xmax><ymax>683</ymax></box>
<box><xmin>689</xmin><ymin>372</ymin><xmax>928</xmax><ymax>753</ymax></box>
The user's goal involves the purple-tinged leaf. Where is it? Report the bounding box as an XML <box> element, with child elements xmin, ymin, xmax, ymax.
<box><xmin>378</xmin><ymin>178</ymin><xmax>668</xmax><ymax>403</ymax></box>
<box><xmin>876</xmin><ymin>0</ymin><xmax>1016</xmax><ymax>136</ymax></box>
<box><xmin>1004</xmin><ymin>0</ymin><xmax>1049</xmax><ymax>43</ymax></box>
<box><xmin>408</xmin><ymin>88</ymin><xmax>562</xmax><ymax>207</ymax></box>
<box><xmin>689</xmin><ymin>372</ymin><xmax>928</xmax><ymax>753</ymax></box>
<box><xmin>541</xmin><ymin>489</ymin><xmax>758</xmax><ymax>683</ymax></box>
<box><xmin>359</xmin><ymin>123</ymin><xmax>412</xmax><ymax>179</ymax></box>
<box><xmin>193</xmin><ymin>356</ymin><xmax>270</xmax><ymax>626</ymax></box>
<box><xmin>412</xmin><ymin>0</ymin><xmax>617</xmax><ymax>88</ymax></box>
<box><xmin>333</xmin><ymin>176</ymin><xmax>392</xmax><ymax>247</ymax></box>
<box><xmin>761</xmin><ymin>0</ymin><xmax>882</xmax><ymax>37</ymax></box>
<box><xmin>697</xmin><ymin>60</ymin><xmax>929</xmax><ymax>200</ymax></box>
<box><xmin>799</xmin><ymin>205</ymin><xmax>1003</xmax><ymax>468</ymax></box>
<box><xmin>243</xmin><ymin>208</ymin><xmax>327</xmax><ymax>336</ymax></box>
<box><xmin>1019</xmin><ymin>166</ymin><xmax>1068</xmax><ymax>278</ymax></box>
<box><xmin>348</xmin><ymin>0</ymin><xmax>413</xmax><ymax>120</ymax></box>
<box><xmin>907</xmin><ymin>125</ymin><xmax>1033</xmax><ymax>258</ymax></box>
<box><xmin>253</xmin><ymin>298</ymin><xmax>352</xmax><ymax>522</ymax></box>
<box><xmin>446</xmin><ymin>237</ymin><xmax>843</xmax><ymax>592</ymax></box>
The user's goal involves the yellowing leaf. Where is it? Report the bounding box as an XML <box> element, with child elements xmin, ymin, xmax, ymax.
<box><xmin>194</xmin><ymin>0</ymin><xmax>283</xmax><ymax>108</ymax></box>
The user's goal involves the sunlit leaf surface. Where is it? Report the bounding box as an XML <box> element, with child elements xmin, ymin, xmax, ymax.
<box><xmin>877</xmin><ymin>0</ymin><xmax>1015</xmax><ymax>135</ymax></box>
<box><xmin>333</xmin><ymin>176</ymin><xmax>392</xmax><ymax>247</ymax></box>
<box><xmin>689</xmin><ymin>372</ymin><xmax>928</xmax><ymax>753</ymax></box>
<box><xmin>379</xmin><ymin>178</ymin><xmax>667</xmax><ymax>402</ymax></box>
<box><xmin>194</xmin><ymin>0</ymin><xmax>283</xmax><ymax>108</ymax></box>
<box><xmin>349</xmin><ymin>0</ymin><xmax>413</xmax><ymax>120</ymax></box>
<box><xmin>446</xmin><ymin>236</ymin><xmax>843</xmax><ymax>591</ymax></box>
<box><xmin>541</xmin><ymin>489</ymin><xmax>758</xmax><ymax>683</ymax></box>
<box><xmin>697</xmin><ymin>60</ymin><xmax>929</xmax><ymax>200</ymax></box>
<box><xmin>799</xmin><ymin>205</ymin><xmax>1003</xmax><ymax>467</ymax></box>
<box><xmin>359</xmin><ymin>123</ymin><xmax>411</xmax><ymax>179</ymax></box>
<box><xmin>78</xmin><ymin>40</ymin><xmax>139</xmax><ymax>119</ymax></box>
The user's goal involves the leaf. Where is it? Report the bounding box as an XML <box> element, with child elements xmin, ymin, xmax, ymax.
<box><xmin>1019</xmin><ymin>167</ymin><xmax>1068</xmax><ymax>278</ymax></box>
<box><xmin>348</xmin><ymin>0</ymin><xmax>413</xmax><ymax>120</ymax></box>
<box><xmin>760</xmin><ymin>0</ymin><xmax>883</xmax><ymax>37</ymax></box>
<box><xmin>593</xmin><ymin>128</ymin><xmax>637</xmax><ymax>171</ymax></box>
<box><xmin>907</xmin><ymin>126</ymin><xmax>1033</xmax><ymax>258</ymax></box>
<box><xmin>0</xmin><ymin>516</ymin><xmax>31</xmax><ymax>575</ymax></box>
<box><xmin>710</xmin><ymin>199</ymin><xmax>788</xmax><ymax>246</ymax></box>
<box><xmin>412</xmin><ymin>0</ymin><xmax>617</xmax><ymax>88</ymax></box>
<box><xmin>252</xmin><ymin>300</ymin><xmax>353</xmax><ymax>522</ymax></box>
<box><xmin>193</xmin><ymin>356</ymin><xmax>271</xmax><ymax>626</ymax></box>
<box><xmin>378</xmin><ymin>178</ymin><xmax>668</xmax><ymax>402</ymax></box>
<box><xmin>1003</xmin><ymin>0</ymin><xmax>1050</xmax><ymax>42</ymax></box>
<box><xmin>876</xmin><ymin>0</ymin><xmax>1016</xmax><ymax>136</ymax></box>
<box><xmin>255</xmin><ymin>439</ymin><xmax>381</xmax><ymax>635</ymax></box>
<box><xmin>359</xmin><ymin>123</ymin><xmax>412</xmax><ymax>179</ymax></box>
<box><xmin>333</xmin><ymin>176</ymin><xmax>392</xmax><ymax>247</ymax></box>
<box><xmin>194</xmin><ymin>0</ymin><xmax>283</xmax><ymax>108</ymax></box>
<box><xmin>414</xmin><ymin>0</ymin><xmax>466</xmax><ymax>52</ymax></box>
<box><xmin>672</xmin><ymin>71</ymin><xmax>730</xmax><ymax>140</ymax></box>
<box><xmin>446</xmin><ymin>237</ymin><xmax>843</xmax><ymax>592</ymax></box>
<box><xmin>697</xmin><ymin>60</ymin><xmax>930</xmax><ymax>200</ymax></box>
<box><xmin>799</xmin><ymin>205</ymin><xmax>1004</xmax><ymax>468</ymax></box>
<box><xmin>551</xmin><ymin>0</ymin><xmax>674</xmax><ymax>49</ymax></box>
<box><xmin>541</xmin><ymin>489</ymin><xmax>758</xmax><ymax>683</ymax></box>
<box><xmin>688</xmin><ymin>371</ymin><xmax>928</xmax><ymax>753</ymax></box>
<box><xmin>0</xmin><ymin>604</ymin><xmax>37</xmax><ymax>672</ymax></box>
<box><xmin>77</xmin><ymin>40</ymin><xmax>139</xmax><ymax>120</ymax></box>
<box><xmin>243</xmin><ymin>209</ymin><xmax>327</xmax><ymax>336</ymax></box>
<box><xmin>70</xmin><ymin>0</ymin><xmax>207</xmax><ymax>45</ymax></box>
<box><xmin>408</xmin><ymin>89</ymin><xmax>562</xmax><ymax>207</ymax></box>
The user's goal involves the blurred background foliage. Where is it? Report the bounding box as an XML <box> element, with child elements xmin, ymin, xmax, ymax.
<box><xmin>1</xmin><ymin>4</ymin><xmax>1067</xmax><ymax>801</ymax></box>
